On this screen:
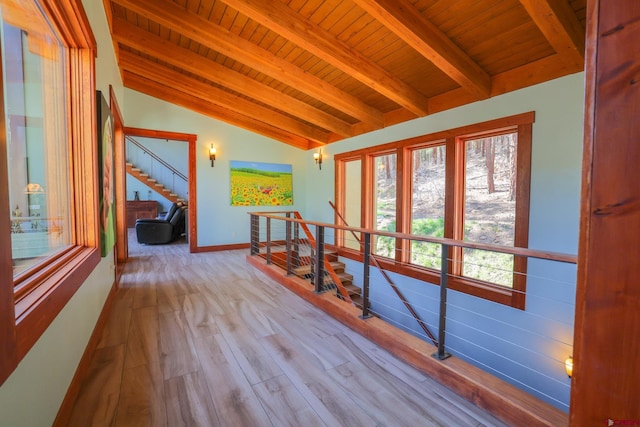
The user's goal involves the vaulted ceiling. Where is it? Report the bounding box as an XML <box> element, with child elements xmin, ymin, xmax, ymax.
<box><xmin>103</xmin><ymin>0</ymin><xmax>586</xmax><ymax>149</ymax></box>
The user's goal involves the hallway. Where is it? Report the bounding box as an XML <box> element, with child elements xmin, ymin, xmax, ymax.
<box><xmin>66</xmin><ymin>234</ymin><xmax>507</xmax><ymax>426</ymax></box>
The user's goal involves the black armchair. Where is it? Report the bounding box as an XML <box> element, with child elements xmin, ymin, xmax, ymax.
<box><xmin>135</xmin><ymin>204</ymin><xmax>185</xmax><ymax>244</ymax></box>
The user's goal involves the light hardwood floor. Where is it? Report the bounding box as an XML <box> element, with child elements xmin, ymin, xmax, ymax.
<box><xmin>66</xmin><ymin>232</ymin><xmax>508</xmax><ymax>426</ymax></box>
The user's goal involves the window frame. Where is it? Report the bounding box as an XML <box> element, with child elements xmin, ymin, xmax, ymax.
<box><xmin>334</xmin><ymin>112</ymin><xmax>534</xmax><ymax>309</ymax></box>
<box><xmin>0</xmin><ymin>0</ymin><xmax>99</xmax><ymax>386</ymax></box>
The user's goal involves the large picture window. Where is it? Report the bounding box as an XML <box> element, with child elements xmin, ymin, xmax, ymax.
<box><xmin>335</xmin><ymin>113</ymin><xmax>533</xmax><ymax>308</ymax></box>
<box><xmin>4</xmin><ymin>9</ymin><xmax>72</xmax><ymax>276</ymax></box>
<box><xmin>0</xmin><ymin>0</ymin><xmax>99</xmax><ymax>386</ymax></box>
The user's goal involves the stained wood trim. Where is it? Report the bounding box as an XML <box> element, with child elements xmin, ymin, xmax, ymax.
<box><xmin>335</xmin><ymin>112</ymin><xmax>536</xmax><ymax>160</ymax></box>
<box><xmin>353</xmin><ymin>0</ymin><xmax>491</xmax><ymax>98</ymax></box>
<box><xmin>218</xmin><ymin>0</ymin><xmax>430</xmax><ymax>116</ymax></box>
<box><xmin>110</xmin><ymin>0</ymin><xmax>384</xmax><ymax>127</ymax></box>
<box><xmin>247</xmin><ymin>255</ymin><xmax>568</xmax><ymax>427</ymax></box>
<box><xmin>110</xmin><ymin>86</ymin><xmax>127</xmax><ymax>268</ymax></box>
<box><xmin>52</xmin><ymin>280</ymin><xmax>118</xmax><ymax>427</ymax></box>
<box><xmin>123</xmin><ymin>126</ymin><xmax>197</xmax><ymax>251</ymax></box>
<box><xmin>192</xmin><ymin>243</ymin><xmax>251</xmax><ymax>253</ymax></box>
<box><xmin>122</xmin><ymin>127</ymin><xmax>197</xmax><ymax>144</ymax></box>
<box><xmin>0</xmin><ymin>31</ymin><xmax>18</xmax><ymax>385</ymax></box>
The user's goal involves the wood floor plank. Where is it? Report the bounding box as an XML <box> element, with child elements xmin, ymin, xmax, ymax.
<box><xmin>193</xmin><ymin>334</ymin><xmax>271</xmax><ymax>426</ymax></box>
<box><xmin>261</xmin><ymin>333</ymin><xmax>379</xmax><ymax>426</ymax></box>
<box><xmin>265</xmin><ymin>306</ymin><xmax>351</xmax><ymax>370</ymax></box>
<box><xmin>125</xmin><ymin>305</ymin><xmax>160</xmax><ymax>369</ymax></box>
<box><xmin>215</xmin><ymin>312</ymin><xmax>283</xmax><ymax>385</ymax></box>
<box><xmin>67</xmin><ymin>344</ymin><xmax>125</xmax><ymax>427</ymax></box>
<box><xmin>252</xmin><ymin>374</ymin><xmax>326</xmax><ymax>427</ymax></box>
<box><xmin>158</xmin><ymin>310</ymin><xmax>200</xmax><ymax>380</ymax></box>
<box><xmin>96</xmin><ymin>287</ymin><xmax>134</xmax><ymax>349</ymax></box>
<box><xmin>115</xmin><ymin>362</ymin><xmax>167</xmax><ymax>427</ymax></box>
<box><xmin>182</xmin><ymin>292</ymin><xmax>221</xmax><ymax>341</ymax></box>
<box><xmin>165</xmin><ymin>371</ymin><xmax>218</xmax><ymax>427</ymax></box>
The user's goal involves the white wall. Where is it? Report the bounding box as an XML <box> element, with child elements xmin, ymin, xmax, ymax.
<box><xmin>0</xmin><ymin>1</ymin><xmax>123</xmax><ymax>425</ymax></box>
<box><xmin>123</xmin><ymin>90</ymin><xmax>308</xmax><ymax>246</ymax></box>
<box><xmin>311</xmin><ymin>72</ymin><xmax>585</xmax><ymax>411</ymax></box>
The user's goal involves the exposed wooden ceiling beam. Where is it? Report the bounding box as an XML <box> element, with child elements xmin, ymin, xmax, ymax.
<box><xmin>518</xmin><ymin>0</ymin><xmax>585</xmax><ymax>68</ymax></box>
<box><xmin>352</xmin><ymin>0</ymin><xmax>491</xmax><ymax>99</ymax></box>
<box><xmin>112</xmin><ymin>18</ymin><xmax>352</xmax><ymax>138</ymax></box>
<box><xmin>124</xmin><ymin>72</ymin><xmax>312</xmax><ymax>149</ymax></box>
<box><xmin>110</xmin><ymin>0</ymin><xmax>384</xmax><ymax>127</ymax></box>
<box><xmin>217</xmin><ymin>0</ymin><xmax>430</xmax><ymax>116</ymax></box>
<box><xmin>119</xmin><ymin>50</ymin><xmax>332</xmax><ymax>145</ymax></box>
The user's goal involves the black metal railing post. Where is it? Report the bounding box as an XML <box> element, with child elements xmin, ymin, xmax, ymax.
<box><xmin>266</xmin><ymin>217</ymin><xmax>272</xmax><ymax>265</ymax></box>
<box><xmin>433</xmin><ymin>243</ymin><xmax>451</xmax><ymax>360</ymax></box>
<box><xmin>293</xmin><ymin>221</ymin><xmax>300</xmax><ymax>267</ymax></box>
<box><xmin>285</xmin><ymin>213</ymin><xmax>292</xmax><ymax>276</ymax></box>
<box><xmin>314</xmin><ymin>225</ymin><xmax>325</xmax><ymax>293</ymax></box>
<box><xmin>250</xmin><ymin>214</ymin><xmax>259</xmax><ymax>255</ymax></box>
<box><xmin>361</xmin><ymin>232</ymin><xmax>371</xmax><ymax>319</ymax></box>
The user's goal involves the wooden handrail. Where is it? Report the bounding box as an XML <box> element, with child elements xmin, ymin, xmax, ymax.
<box><xmin>248</xmin><ymin>211</ymin><xmax>577</xmax><ymax>265</ymax></box>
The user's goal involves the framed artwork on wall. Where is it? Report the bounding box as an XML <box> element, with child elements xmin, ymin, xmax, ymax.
<box><xmin>230</xmin><ymin>160</ymin><xmax>293</xmax><ymax>206</ymax></box>
<box><xmin>97</xmin><ymin>90</ymin><xmax>115</xmax><ymax>256</ymax></box>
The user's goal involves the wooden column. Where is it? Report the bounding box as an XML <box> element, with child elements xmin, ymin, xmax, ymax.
<box><xmin>571</xmin><ymin>1</ymin><xmax>640</xmax><ymax>425</ymax></box>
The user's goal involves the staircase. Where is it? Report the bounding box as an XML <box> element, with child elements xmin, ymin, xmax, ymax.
<box><xmin>264</xmin><ymin>245</ymin><xmax>368</xmax><ymax>310</ymax></box>
<box><xmin>126</xmin><ymin>162</ymin><xmax>185</xmax><ymax>204</ymax></box>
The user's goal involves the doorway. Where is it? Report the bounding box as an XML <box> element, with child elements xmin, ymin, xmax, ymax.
<box><xmin>115</xmin><ymin>127</ymin><xmax>197</xmax><ymax>260</ymax></box>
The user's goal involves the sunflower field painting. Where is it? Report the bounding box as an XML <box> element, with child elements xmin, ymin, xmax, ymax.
<box><xmin>230</xmin><ymin>161</ymin><xmax>294</xmax><ymax>206</ymax></box>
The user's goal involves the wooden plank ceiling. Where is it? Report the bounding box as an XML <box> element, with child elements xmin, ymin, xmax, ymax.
<box><xmin>103</xmin><ymin>0</ymin><xmax>586</xmax><ymax>149</ymax></box>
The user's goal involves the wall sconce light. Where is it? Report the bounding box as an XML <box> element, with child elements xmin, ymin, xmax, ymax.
<box><xmin>565</xmin><ymin>356</ymin><xmax>573</xmax><ymax>378</ymax></box>
<box><xmin>209</xmin><ymin>144</ymin><xmax>217</xmax><ymax>167</ymax></box>
<box><xmin>313</xmin><ymin>149</ymin><xmax>322</xmax><ymax>170</ymax></box>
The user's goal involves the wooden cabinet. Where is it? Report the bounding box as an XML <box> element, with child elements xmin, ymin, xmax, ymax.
<box><xmin>126</xmin><ymin>200</ymin><xmax>158</xmax><ymax>228</ymax></box>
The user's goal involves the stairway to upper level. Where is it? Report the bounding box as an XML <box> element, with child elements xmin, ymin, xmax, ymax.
<box><xmin>126</xmin><ymin>162</ymin><xmax>185</xmax><ymax>204</ymax></box>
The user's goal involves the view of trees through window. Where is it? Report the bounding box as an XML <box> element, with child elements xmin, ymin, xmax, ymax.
<box><xmin>462</xmin><ymin>133</ymin><xmax>517</xmax><ymax>287</ymax></box>
<box><xmin>410</xmin><ymin>145</ymin><xmax>446</xmax><ymax>269</ymax></box>
<box><xmin>374</xmin><ymin>153</ymin><xmax>396</xmax><ymax>257</ymax></box>
<box><xmin>372</xmin><ymin>133</ymin><xmax>518</xmax><ymax>287</ymax></box>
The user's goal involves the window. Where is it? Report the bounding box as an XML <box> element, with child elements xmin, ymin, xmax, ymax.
<box><xmin>459</xmin><ymin>133</ymin><xmax>517</xmax><ymax>287</ymax></box>
<box><xmin>342</xmin><ymin>158</ymin><xmax>361</xmax><ymax>250</ymax></box>
<box><xmin>410</xmin><ymin>143</ymin><xmax>446</xmax><ymax>269</ymax></box>
<box><xmin>4</xmin><ymin>9</ymin><xmax>72</xmax><ymax>276</ymax></box>
<box><xmin>335</xmin><ymin>113</ymin><xmax>533</xmax><ymax>308</ymax></box>
<box><xmin>0</xmin><ymin>0</ymin><xmax>99</xmax><ymax>385</ymax></box>
<box><xmin>373</xmin><ymin>152</ymin><xmax>396</xmax><ymax>257</ymax></box>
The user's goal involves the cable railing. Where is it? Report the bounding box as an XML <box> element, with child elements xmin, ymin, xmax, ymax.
<box><xmin>126</xmin><ymin>135</ymin><xmax>188</xmax><ymax>200</ymax></box>
<box><xmin>248</xmin><ymin>210</ymin><xmax>577</xmax><ymax>412</ymax></box>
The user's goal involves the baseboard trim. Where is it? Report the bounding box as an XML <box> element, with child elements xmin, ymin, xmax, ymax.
<box><xmin>193</xmin><ymin>242</ymin><xmax>250</xmax><ymax>252</ymax></box>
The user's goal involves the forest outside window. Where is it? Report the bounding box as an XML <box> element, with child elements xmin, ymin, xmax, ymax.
<box><xmin>335</xmin><ymin>113</ymin><xmax>533</xmax><ymax>308</ymax></box>
<box><xmin>0</xmin><ymin>0</ymin><xmax>99</xmax><ymax>386</ymax></box>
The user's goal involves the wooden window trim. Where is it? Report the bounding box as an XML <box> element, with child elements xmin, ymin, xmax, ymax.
<box><xmin>122</xmin><ymin>127</ymin><xmax>197</xmax><ymax>251</ymax></box>
<box><xmin>335</xmin><ymin>112</ymin><xmax>535</xmax><ymax>309</ymax></box>
<box><xmin>0</xmin><ymin>0</ymin><xmax>98</xmax><ymax>386</ymax></box>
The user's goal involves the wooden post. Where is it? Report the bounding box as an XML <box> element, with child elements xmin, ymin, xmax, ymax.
<box><xmin>571</xmin><ymin>0</ymin><xmax>640</xmax><ymax>424</ymax></box>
